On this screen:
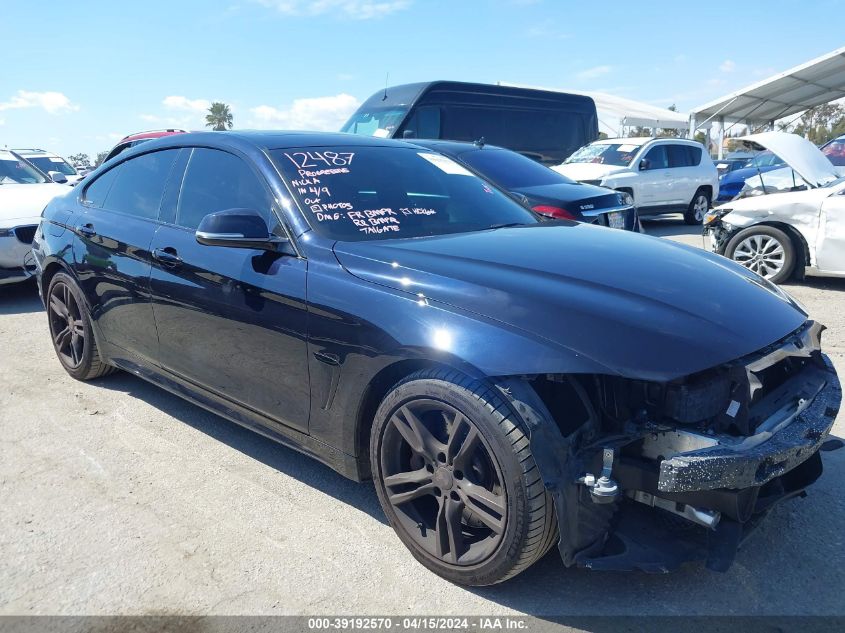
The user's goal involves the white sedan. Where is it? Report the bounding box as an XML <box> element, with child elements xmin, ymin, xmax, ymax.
<box><xmin>0</xmin><ymin>151</ymin><xmax>70</xmax><ymax>285</ymax></box>
<box><xmin>705</xmin><ymin>132</ymin><xmax>845</xmax><ymax>284</ymax></box>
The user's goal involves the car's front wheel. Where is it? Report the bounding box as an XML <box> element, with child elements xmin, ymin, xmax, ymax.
<box><xmin>46</xmin><ymin>272</ymin><xmax>115</xmax><ymax>380</ymax></box>
<box><xmin>684</xmin><ymin>189</ymin><xmax>710</xmax><ymax>225</ymax></box>
<box><xmin>370</xmin><ymin>369</ymin><xmax>557</xmax><ymax>586</ymax></box>
<box><xmin>724</xmin><ymin>225</ymin><xmax>796</xmax><ymax>284</ymax></box>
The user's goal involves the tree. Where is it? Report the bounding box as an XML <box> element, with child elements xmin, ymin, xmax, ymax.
<box><xmin>658</xmin><ymin>104</ymin><xmax>681</xmax><ymax>138</ymax></box>
<box><xmin>791</xmin><ymin>103</ymin><xmax>845</xmax><ymax>145</ymax></box>
<box><xmin>68</xmin><ymin>153</ymin><xmax>91</xmax><ymax>168</ymax></box>
<box><xmin>94</xmin><ymin>151</ymin><xmax>109</xmax><ymax>167</ymax></box>
<box><xmin>205</xmin><ymin>102</ymin><xmax>233</xmax><ymax>131</ymax></box>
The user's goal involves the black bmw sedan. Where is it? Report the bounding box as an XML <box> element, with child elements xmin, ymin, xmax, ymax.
<box><xmin>33</xmin><ymin>131</ymin><xmax>840</xmax><ymax>585</ymax></box>
<box><xmin>413</xmin><ymin>138</ymin><xmax>640</xmax><ymax>231</ymax></box>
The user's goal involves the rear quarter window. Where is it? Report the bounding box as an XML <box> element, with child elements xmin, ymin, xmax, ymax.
<box><xmin>94</xmin><ymin>149</ymin><xmax>179</xmax><ymax>219</ymax></box>
<box><xmin>83</xmin><ymin>166</ymin><xmax>121</xmax><ymax>208</ymax></box>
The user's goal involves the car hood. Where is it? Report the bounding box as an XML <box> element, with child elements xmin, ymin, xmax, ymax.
<box><xmin>333</xmin><ymin>224</ymin><xmax>807</xmax><ymax>380</ymax></box>
<box><xmin>0</xmin><ymin>183</ymin><xmax>69</xmax><ymax>226</ymax></box>
<box><xmin>738</xmin><ymin>132</ymin><xmax>839</xmax><ymax>188</ymax></box>
<box><xmin>552</xmin><ymin>162</ymin><xmax>630</xmax><ymax>181</ymax></box>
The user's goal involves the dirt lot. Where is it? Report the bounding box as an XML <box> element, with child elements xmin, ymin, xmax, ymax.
<box><xmin>1</xmin><ymin>217</ymin><xmax>843</xmax><ymax>620</ymax></box>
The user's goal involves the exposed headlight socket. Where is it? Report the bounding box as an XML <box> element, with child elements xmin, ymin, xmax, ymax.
<box><xmin>579</xmin><ymin>447</ymin><xmax>619</xmax><ymax>504</ymax></box>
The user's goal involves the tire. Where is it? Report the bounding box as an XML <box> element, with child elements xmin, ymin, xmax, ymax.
<box><xmin>684</xmin><ymin>188</ymin><xmax>709</xmax><ymax>225</ymax></box>
<box><xmin>370</xmin><ymin>368</ymin><xmax>557</xmax><ymax>586</ymax></box>
<box><xmin>46</xmin><ymin>272</ymin><xmax>116</xmax><ymax>380</ymax></box>
<box><xmin>724</xmin><ymin>225</ymin><xmax>796</xmax><ymax>284</ymax></box>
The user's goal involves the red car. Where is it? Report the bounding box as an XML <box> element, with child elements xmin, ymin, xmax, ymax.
<box><xmin>103</xmin><ymin>129</ymin><xmax>187</xmax><ymax>163</ymax></box>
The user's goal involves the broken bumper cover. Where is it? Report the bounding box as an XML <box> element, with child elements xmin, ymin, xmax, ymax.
<box><xmin>573</xmin><ymin>355</ymin><xmax>840</xmax><ymax>573</ymax></box>
<box><xmin>659</xmin><ymin>361</ymin><xmax>837</xmax><ymax>493</ymax></box>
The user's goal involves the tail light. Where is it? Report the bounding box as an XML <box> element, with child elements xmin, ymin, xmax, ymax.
<box><xmin>532</xmin><ymin>205</ymin><xmax>576</xmax><ymax>220</ymax></box>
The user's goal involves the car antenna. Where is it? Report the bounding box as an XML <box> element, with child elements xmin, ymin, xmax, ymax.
<box><xmin>474</xmin><ymin>136</ymin><xmax>486</xmax><ymax>148</ymax></box>
<box><xmin>382</xmin><ymin>72</ymin><xmax>389</xmax><ymax>101</ymax></box>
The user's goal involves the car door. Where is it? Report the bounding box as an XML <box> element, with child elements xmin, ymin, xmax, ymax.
<box><xmin>667</xmin><ymin>144</ymin><xmax>697</xmax><ymax>206</ymax></box>
<box><xmin>148</xmin><ymin>147</ymin><xmax>310</xmax><ymax>433</ymax></box>
<box><xmin>816</xmin><ymin>188</ymin><xmax>845</xmax><ymax>274</ymax></box>
<box><xmin>75</xmin><ymin>148</ymin><xmax>180</xmax><ymax>366</ymax></box>
<box><xmin>636</xmin><ymin>144</ymin><xmax>672</xmax><ymax>207</ymax></box>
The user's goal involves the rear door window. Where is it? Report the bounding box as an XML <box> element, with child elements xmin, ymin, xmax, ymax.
<box><xmin>175</xmin><ymin>148</ymin><xmax>272</xmax><ymax>230</ymax></box>
<box><xmin>667</xmin><ymin>145</ymin><xmax>692</xmax><ymax>168</ymax></box>
<box><xmin>100</xmin><ymin>149</ymin><xmax>179</xmax><ymax>219</ymax></box>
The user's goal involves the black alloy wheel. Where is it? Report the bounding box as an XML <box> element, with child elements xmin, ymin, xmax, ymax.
<box><xmin>46</xmin><ymin>272</ymin><xmax>115</xmax><ymax>380</ymax></box>
<box><xmin>371</xmin><ymin>369</ymin><xmax>558</xmax><ymax>586</ymax></box>
<box><xmin>379</xmin><ymin>399</ymin><xmax>507</xmax><ymax>566</ymax></box>
<box><xmin>48</xmin><ymin>279</ymin><xmax>86</xmax><ymax>370</ymax></box>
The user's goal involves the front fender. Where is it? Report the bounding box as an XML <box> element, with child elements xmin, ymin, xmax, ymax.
<box><xmin>304</xmin><ymin>256</ymin><xmax>614</xmax><ymax>460</ymax></box>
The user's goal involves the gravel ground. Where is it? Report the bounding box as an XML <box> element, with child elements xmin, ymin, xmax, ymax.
<box><xmin>0</xmin><ymin>217</ymin><xmax>843</xmax><ymax>620</ymax></box>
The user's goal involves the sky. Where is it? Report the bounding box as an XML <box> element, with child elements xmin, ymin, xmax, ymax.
<box><xmin>3</xmin><ymin>0</ymin><xmax>844</xmax><ymax>160</ymax></box>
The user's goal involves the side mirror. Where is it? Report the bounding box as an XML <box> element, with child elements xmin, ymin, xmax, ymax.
<box><xmin>638</xmin><ymin>159</ymin><xmax>649</xmax><ymax>171</ymax></box>
<box><xmin>48</xmin><ymin>171</ymin><xmax>68</xmax><ymax>184</ymax></box>
<box><xmin>402</xmin><ymin>130</ymin><xmax>416</xmax><ymax>139</ymax></box>
<box><xmin>195</xmin><ymin>208</ymin><xmax>288</xmax><ymax>251</ymax></box>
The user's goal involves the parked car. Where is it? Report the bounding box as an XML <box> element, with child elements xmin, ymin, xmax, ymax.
<box><xmin>341</xmin><ymin>81</ymin><xmax>598</xmax><ymax>165</ymax></box>
<box><xmin>714</xmin><ymin>156</ymin><xmax>752</xmax><ymax>177</ymax></box>
<box><xmin>553</xmin><ymin>137</ymin><xmax>719</xmax><ymax>225</ymax></box>
<box><xmin>0</xmin><ymin>151</ymin><xmax>69</xmax><ymax>285</ymax></box>
<box><xmin>820</xmin><ymin>134</ymin><xmax>845</xmax><ymax>167</ymax></box>
<box><xmin>103</xmin><ymin>128</ymin><xmax>188</xmax><ymax>163</ymax></box>
<box><xmin>413</xmin><ymin>139</ymin><xmax>639</xmax><ymax>231</ymax></box>
<box><xmin>33</xmin><ymin>131</ymin><xmax>839</xmax><ymax>585</ymax></box>
<box><xmin>11</xmin><ymin>149</ymin><xmax>81</xmax><ymax>185</ymax></box>
<box><xmin>706</xmin><ymin>131</ymin><xmax>844</xmax><ymax>283</ymax></box>
<box><xmin>716</xmin><ymin>150</ymin><xmax>786</xmax><ymax>202</ymax></box>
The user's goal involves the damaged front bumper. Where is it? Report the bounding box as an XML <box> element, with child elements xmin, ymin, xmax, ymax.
<box><xmin>516</xmin><ymin>321</ymin><xmax>842</xmax><ymax>574</ymax></box>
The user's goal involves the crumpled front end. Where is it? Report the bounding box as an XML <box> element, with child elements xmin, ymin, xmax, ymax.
<box><xmin>505</xmin><ymin>320</ymin><xmax>841</xmax><ymax>573</ymax></box>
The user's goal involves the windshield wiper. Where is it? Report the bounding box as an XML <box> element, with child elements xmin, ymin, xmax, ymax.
<box><xmin>486</xmin><ymin>222</ymin><xmax>526</xmax><ymax>230</ymax></box>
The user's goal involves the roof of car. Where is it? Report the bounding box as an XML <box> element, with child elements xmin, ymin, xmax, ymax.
<box><xmin>141</xmin><ymin>130</ymin><xmax>422</xmax><ymax>151</ymax></box>
<box><xmin>11</xmin><ymin>148</ymin><xmax>55</xmax><ymax>156</ymax></box>
<box><xmin>119</xmin><ymin>129</ymin><xmax>188</xmax><ymax>143</ymax></box>
<box><xmin>411</xmin><ymin>139</ymin><xmax>508</xmax><ymax>155</ymax></box>
<box><xmin>591</xmin><ymin>136</ymin><xmax>705</xmax><ymax>148</ymax></box>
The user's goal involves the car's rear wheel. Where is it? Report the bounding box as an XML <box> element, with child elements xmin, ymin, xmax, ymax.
<box><xmin>370</xmin><ymin>369</ymin><xmax>557</xmax><ymax>586</ymax></box>
<box><xmin>724</xmin><ymin>225</ymin><xmax>796</xmax><ymax>284</ymax></box>
<box><xmin>47</xmin><ymin>272</ymin><xmax>115</xmax><ymax>380</ymax></box>
<box><xmin>684</xmin><ymin>189</ymin><xmax>710</xmax><ymax>225</ymax></box>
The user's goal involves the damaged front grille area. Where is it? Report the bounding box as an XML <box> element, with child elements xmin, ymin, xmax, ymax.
<box><xmin>526</xmin><ymin>320</ymin><xmax>839</xmax><ymax>573</ymax></box>
<box><xmin>595</xmin><ymin>321</ymin><xmax>826</xmax><ymax>439</ymax></box>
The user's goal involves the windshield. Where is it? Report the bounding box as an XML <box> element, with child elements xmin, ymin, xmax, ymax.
<box><xmin>749</xmin><ymin>151</ymin><xmax>784</xmax><ymax>168</ymax></box>
<box><xmin>822</xmin><ymin>138</ymin><xmax>845</xmax><ymax>166</ymax></box>
<box><xmin>273</xmin><ymin>146</ymin><xmax>538</xmax><ymax>241</ymax></box>
<box><xmin>0</xmin><ymin>157</ymin><xmax>47</xmax><ymax>184</ymax></box>
<box><xmin>26</xmin><ymin>155</ymin><xmax>78</xmax><ymax>176</ymax></box>
<box><xmin>340</xmin><ymin>107</ymin><xmax>409</xmax><ymax>138</ymax></box>
<box><xmin>565</xmin><ymin>142</ymin><xmax>639</xmax><ymax>166</ymax></box>
<box><xmin>460</xmin><ymin>148</ymin><xmax>575</xmax><ymax>188</ymax></box>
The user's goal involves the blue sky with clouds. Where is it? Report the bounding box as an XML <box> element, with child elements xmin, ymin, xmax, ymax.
<box><xmin>3</xmin><ymin>0</ymin><xmax>844</xmax><ymax>159</ymax></box>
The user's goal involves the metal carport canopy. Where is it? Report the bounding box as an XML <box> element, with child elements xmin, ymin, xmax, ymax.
<box><xmin>691</xmin><ymin>46</ymin><xmax>845</xmax><ymax>125</ymax></box>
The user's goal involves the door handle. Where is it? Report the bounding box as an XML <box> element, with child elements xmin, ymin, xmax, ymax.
<box><xmin>152</xmin><ymin>247</ymin><xmax>183</xmax><ymax>268</ymax></box>
<box><xmin>77</xmin><ymin>223</ymin><xmax>96</xmax><ymax>238</ymax></box>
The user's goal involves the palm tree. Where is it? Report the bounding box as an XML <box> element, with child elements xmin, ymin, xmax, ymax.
<box><xmin>206</xmin><ymin>102</ymin><xmax>233</xmax><ymax>131</ymax></box>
